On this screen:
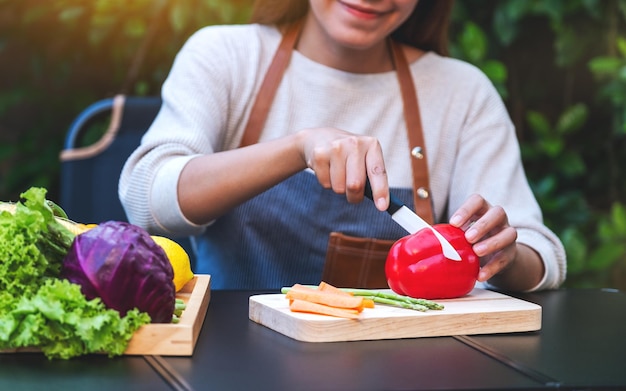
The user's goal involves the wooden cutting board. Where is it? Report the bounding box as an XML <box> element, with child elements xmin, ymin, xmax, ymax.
<box><xmin>249</xmin><ymin>288</ymin><xmax>541</xmax><ymax>342</ymax></box>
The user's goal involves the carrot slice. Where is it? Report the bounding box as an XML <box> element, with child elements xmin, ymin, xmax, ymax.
<box><xmin>318</xmin><ymin>281</ymin><xmax>352</xmax><ymax>296</ymax></box>
<box><xmin>286</xmin><ymin>284</ymin><xmax>364</xmax><ymax>310</ymax></box>
<box><xmin>318</xmin><ymin>281</ymin><xmax>375</xmax><ymax>308</ymax></box>
<box><xmin>289</xmin><ymin>299</ymin><xmax>360</xmax><ymax>319</ymax></box>
<box><xmin>362</xmin><ymin>298</ymin><xmax>375</xmax><ymax>308</ymax></box>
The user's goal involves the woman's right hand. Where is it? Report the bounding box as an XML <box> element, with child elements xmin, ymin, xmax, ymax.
<box><xmin>178</xmin><ymin>127</ymin><xmax>390</xmax><ymax>225</ymax></box>
<box><xmin>297</xmin><ymin>127</ymin><xmax>390</xmax><ymax>211</ymax></box>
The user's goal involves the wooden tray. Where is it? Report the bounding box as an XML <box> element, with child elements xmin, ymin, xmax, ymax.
<box><xmin>124</xmin><ymin>274</ymin><xmax>211</xmax><ymax>355</ymax></box>
<box><xmin>2</xmin><ymin>274</ymin><xmax>211</xmax><ymax>356</ymax></box>
<box><xmin>249</xmin><ymin>288</ymin><xmax>541</xmax><ymax>342</ymax></box>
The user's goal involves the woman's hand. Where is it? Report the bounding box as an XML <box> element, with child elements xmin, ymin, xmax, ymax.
<box><xmin>449</xmin><ymin>194</ymin><xmax>545</xmax><ymax>291</ymax></box>
<box><xmin>449</xmin><ymin>194</ymin><xmax>518</xmax><ymax>282</ymax></box>
<box><xmin>297</xmin><ymin>127</ymin><xmax>389</xmax><ymax>211</ymax></box>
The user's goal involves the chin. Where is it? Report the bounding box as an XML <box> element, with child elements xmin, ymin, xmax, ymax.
<box><xmin>329</xmin><ymin>26</ymin><xmax>385</xmax><ymax>50</ymax></box>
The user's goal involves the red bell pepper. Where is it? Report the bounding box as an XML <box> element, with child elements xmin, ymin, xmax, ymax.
<box><xmin>385</xmin><ymin>224</ymin><xmax>479</xmax><ymax>299</ymax></box>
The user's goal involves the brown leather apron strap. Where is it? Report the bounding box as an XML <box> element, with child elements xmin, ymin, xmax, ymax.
<box><xmin>389</xmin><ymin>41</ymin><xmax>434</xmax><ymax>224</ymax></box>
<box><xmin>239</xmin><ymin>21</ymin><xmax>302</xmax><ymax>147</ymax></box>
<box><xmin>239</xmin><ymin>20</ymin><xmax>434</xmax><ymax>223</ymax></box>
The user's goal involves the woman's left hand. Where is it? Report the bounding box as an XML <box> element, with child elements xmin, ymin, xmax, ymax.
<box><xmin>449</xmin><ymin>194</ymin><xmax>518</xmax><ymax>283</ymax></box>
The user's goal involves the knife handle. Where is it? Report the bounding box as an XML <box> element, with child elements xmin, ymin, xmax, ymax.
<box><xmin>364</xmin><ymin>178</ymin><xmax>403</xmax><ymax>215</ymax></box>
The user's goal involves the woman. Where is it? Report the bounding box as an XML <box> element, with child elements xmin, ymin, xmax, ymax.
<box><xmin>119</xmin><ymin>0</ymin><xmax>566</xmax><ymax>290</ymax></box>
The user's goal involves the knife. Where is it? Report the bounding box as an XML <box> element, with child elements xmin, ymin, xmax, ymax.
<box><xmin>364</xmin><ymin>179</ymin><xmax>462</xmax><ymax>261</ymax></box>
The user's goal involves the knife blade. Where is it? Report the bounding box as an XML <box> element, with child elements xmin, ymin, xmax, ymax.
<box><xmin>364</xmin><ymin>180</ymin><xmax>462</xmax><ymax>261</ymax></box>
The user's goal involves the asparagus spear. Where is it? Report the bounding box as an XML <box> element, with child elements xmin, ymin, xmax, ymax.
<box><xmin>339</xmin><ymin>289</ymin><xmax>444</xmax><ymax>311</ymax></box>
<box><xmin>354</xmin><ymin>295</ymin><xmax>430</xmax><ymax>311</ymax></box>
<box><xmin>172</xmin><ymin>299</ymin><xmax>187</xmax><ymax>323</ymax></box>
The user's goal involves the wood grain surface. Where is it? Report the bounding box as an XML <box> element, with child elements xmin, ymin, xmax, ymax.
<box><xmin>124</xmin><ymin>274</ymin><xmax>211</xmax><ymax>355</ymax></box>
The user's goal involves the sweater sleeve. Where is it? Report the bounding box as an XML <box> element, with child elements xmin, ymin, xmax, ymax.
<box><xmin>119</xmin><ymin>25</ymin><xmax>271</xmax><ymax>237</ymax></box>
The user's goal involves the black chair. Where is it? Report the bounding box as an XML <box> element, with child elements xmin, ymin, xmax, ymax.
<box><xmin>59</xmin><ymin>94</ymin><xmax>196</xmax><ymax>266</ymax></box>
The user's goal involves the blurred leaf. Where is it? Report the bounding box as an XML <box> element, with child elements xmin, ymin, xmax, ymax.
<box><xmin>459</xmin><ymin>22</ymin><xmax>487</xmax><ymax>63</ymax></box>
<box><xmin>610</xmin><ymin>202</ymin><xmax>626</xmax><ymax>235</ymax></box>
<box><xmin>530</xmin><ymin>0</ymin><xmax>563</xmax><ymax>20</ymax></box>
<box><xmin>555</xmin><ymin>103</ymin><xmax>588</xmax><ymax>134</ymax></box>
<box><xmin>561</xmin><ymin>227</ymin><xmax>587</xmax><ymax>274</ymax></box>
<box><xmin>586</xmin><ymin>243</ymin><xmax>626</xmax><ymax>270</ymax></box>
<box><xmin>538</xmin><ymin>137</ymin><xmax>563</xmax><ymax>157</ymax></box>
<box><xmin>589</xmin><ymin>57</ymin><xmax>623</xmax><ymax>78</ymax></box>
<box><xmin>134</xmin><ymin>81</ymin><xmax>149</xmax><ymax>96</ymax></box>
<box><xmin>123</xmin><ymin>18</ymin><xmax>147</xmax><ymax>38</ymax></box>
<box><xmin>598</xmin><ymin>219</ymin><xmax>614</xmax><ymax>240</ymax></box>
<box><xmin>492</xmin><ymin>0</ymin><xmax>529</xmax><ymax>45</ymax></box>
<box><xmin>556</xmin><ymin>151</ymin><xmax>587</xmax><ymax>177</ymax></box>
<box><xmin>481</xmin><ymin>60</ymin><xmax>508</xmax><ymax>83</ymax></box>
<box><xmin>617</xmin><ymin>36</ymin><xmax>626</xmax><ymax>58</ymax></box>
<box><xmin>554</xmin><ymin>26</ymin><xmax>586</xmax><ymax>67</ymax></box>
<box><xmin>526</xmin><ymin>110</ymin><xmax>551</xmax><ymax>136</ymax></box>
<box><xmin>480</xmin><ymin>60</ymin><xmax>508</xmax><ymax>98</ymax></box>
<box><xmin>532</xmin><ymin>175</ymin><xmax>557</xmax><ymax>197</ymax></box>
<box><xmin>170</xmin><ymin>3</ymin><xmax>190</xmax><ymax>33</ymax></box>
<box><xmin>619</xmin><ymin>0</ymin><xmax>626</xmax><ymax>21</ymax></box>
<box><xmin>579</xmin><ymin>0</ymin><xmax>603</xmax><ymax>19</ymax></box>
<box><xmin>58</xmin><ymin>6</ymin><xmax>84</xmax><ymax>22</ymax></box>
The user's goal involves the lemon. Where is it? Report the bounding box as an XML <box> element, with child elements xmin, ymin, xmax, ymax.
<box><xmin>152</xmin><ymin>236</ymin><xmax>194</xmax><ymax>292</ymax></box>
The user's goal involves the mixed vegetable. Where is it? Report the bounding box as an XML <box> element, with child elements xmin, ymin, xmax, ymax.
<box><xmin>0</xmin><ymin>187</ymin><xmax>178</xmax><ymax>359</ymax></box>
<box><xmin>281</xmin><ymin>281</ymin><xmax>443</xmax><ymax>319</ymax></box>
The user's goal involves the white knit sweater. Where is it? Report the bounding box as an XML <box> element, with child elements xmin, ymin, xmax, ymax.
<box><xmin>119</xmin><ymin>23</ymin><xmax>566</xmax><ymax>290</ymax></box>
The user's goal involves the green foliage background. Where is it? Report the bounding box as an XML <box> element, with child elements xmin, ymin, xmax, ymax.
<box><xmin>1</xmin><ymin>0</ymin><xmax>624</xmax><ymax>289</ymax></box>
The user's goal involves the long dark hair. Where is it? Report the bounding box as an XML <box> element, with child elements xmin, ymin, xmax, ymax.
<box><xmin>249</xmin><ymin>0</ymin><xmax>454</xmax><ymax>55</ymax></box>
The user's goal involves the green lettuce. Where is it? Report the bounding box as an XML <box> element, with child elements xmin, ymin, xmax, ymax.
<box><xmin>0</xmin><ymin>279</ymin><xmax>149</xmax><ymax>359</ymax></box>
<box><xmin>0</xmin><ymin>187</ymin><xmax>74</xmax><ymax>295</ymax></box>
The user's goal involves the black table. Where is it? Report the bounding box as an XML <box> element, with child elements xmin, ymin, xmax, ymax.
<box><xmin>469</xmin><ymin>288</ymin><xmax>626</xmax><ymax>390</ymax></box>
<box><xmin>1</xmin><ymin>289</ymin><xmax>625</xmax><ymax>391</ymax></box>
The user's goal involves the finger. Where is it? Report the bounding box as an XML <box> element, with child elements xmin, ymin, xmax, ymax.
<box><xmin>476</xmin><ymin>246</ymin><xmax>516</xmax><ymax>282</ymax></box>
<box><xmin>344</xmin><ymin>145</ymin><xmax>367</xmax><ymax>204</ymax></box>
<box><xmin>449</xmin><ymin>194</ymin><xmax>489</xmax><ymax>228</ymax></box>
<box><xmin>310</xmin><ymin>146</ymin><xmax>332</xmax><ymax>189</ymax></box>
<box><xmin>464</xmin><ymin>205</ymin><xmax>508</xmax><ymax>243</ymax></box>
<box><xmin>328</xmin><ymin>138</ymin><xmax>349</xmax><ymax>194</ymax></box>
<box><xmin>471</xmin><ymin>225</ymin><xmax>517</xmax><ymax>257</ymax></box>
<box><xmin>365</xmin><ymin>141</ymin><xmax>388</xmax><ymax>211</ymax></box>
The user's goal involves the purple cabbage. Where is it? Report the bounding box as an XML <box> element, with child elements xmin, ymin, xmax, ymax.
<box><xmin>61</xmin><ymin>221</ymin><xmax>175</xmax><ymax>323</ymax></box>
